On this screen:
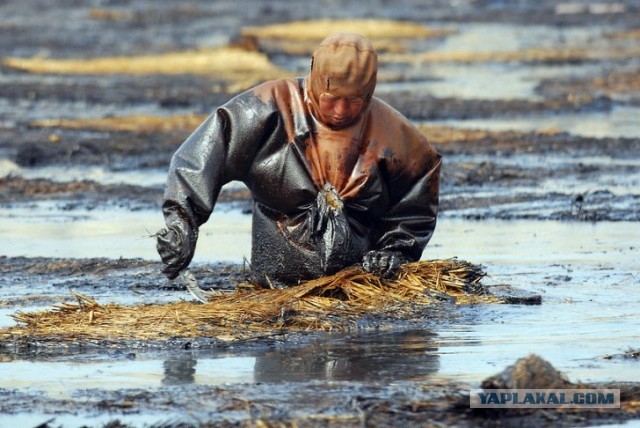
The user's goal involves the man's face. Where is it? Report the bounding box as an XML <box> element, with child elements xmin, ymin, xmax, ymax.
<box><xmin>317</xmin><ymin>92</ymin><xmax>365</xmax><ymax>129</ymax></box>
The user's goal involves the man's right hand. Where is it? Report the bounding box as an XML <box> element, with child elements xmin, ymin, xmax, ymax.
<box><xmin>156</xmin><ymin>207</ymin><xmax>198</xmax><ymax>280</ymax></box>
<box><xmin>362</xmin><ymin>250</ymin><xmax>407</xmax><ymax>280</ymax></box>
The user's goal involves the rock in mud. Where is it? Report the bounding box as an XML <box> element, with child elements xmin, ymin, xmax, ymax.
<box><xmin>481</xmin><ymin>354</ymin><xmax>573</xmax><ymax>389</ymax></box>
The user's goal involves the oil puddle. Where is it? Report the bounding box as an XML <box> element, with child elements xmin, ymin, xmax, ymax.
<box><xmin>1</xmin><ymin>210</ymin><xmax>638</xmax><ymax>387</ymax></box>
<box><xmin>0</xmin><ymin>204</ymin><xmax>251</xmax><ymax>261</ymax></box>
<box><xmin>379</xmin><ymin>64</ymin><xmax>541</xmax><ymax>100</ymax></box>
<box><xmin>379</xmin><ymin>22</ymin><xmax>619</xmax><ymax>100</ymax></box>
<box><xmin>427</xmin><ymin>219</ymin><xmax>640</xmax><ymax>384</ymax></box>
<box><xmin>0</xmin><ymin>330</ymin><xmax>439</xmax><ymax>402</ymax></box>
<box><xmin>436</xmin><ymin>23</ymin><xmax>608</xmax><ymax>55</ymax></box>
<box><xmin>378</xmin><ymin>62</ymin><xmax>606</xmax><ymax>101</ymax></box>
<box><xmin>3</xmin><ymin>164</ymin><xmax>169</xmax><ymax>187</ymax></box>
<box><xmin>253</xmin><ymin>330</ymin><xmax>439</xmax><ymax>383</ymax></box>
<box><xmin>0</xmin><ymin>414</ymin><xmax>173</xmax><ymax>428</ymax></box>
<box><xmin>0</xmin><ymin>356</ymin><xmax>256</xmax><ymax>397</ymax></box>
<box><xmin>0</xmin><ymin>96</ymin><xmax>195</xmax><ymax>126</ymax></box>
<box><xmin>446</xmin><ymin>153</ymin><xmax>640</xmax><ymax>197</ymax></box>
<box><xmin>0</xmin><ymin>308</ymin><xmax>24</xmax><ymax>328</ymax></box>
<box><xmin>430</xmin><ymin>105</ymin><xmax>640</xmax><ymax>139</ymax></box>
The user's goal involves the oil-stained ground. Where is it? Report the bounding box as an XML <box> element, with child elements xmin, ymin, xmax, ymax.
<box><xmin>1</xmin><ymin>0</ymin><xmax>640</xmax><ymax>426</ymax></box>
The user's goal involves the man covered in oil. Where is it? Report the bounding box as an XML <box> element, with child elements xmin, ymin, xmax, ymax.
<box><xmin>156</xmin><ymin>32</ymin><xmax>442</xmax><ymax>288</ymax></box>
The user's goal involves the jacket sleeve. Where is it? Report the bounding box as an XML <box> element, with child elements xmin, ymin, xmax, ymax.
<box><xmin>374</xmin><ymin>150</ymin><xmax>442</xmax><ymax>261</ymax></box>
<box><xmin>162</xmin><ymin>92</ymin><xmax>269</xmax><ymax>228</ymax></box>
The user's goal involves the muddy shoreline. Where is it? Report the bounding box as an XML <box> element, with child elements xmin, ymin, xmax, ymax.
<box><xmin>1</xmin><ymin>380</ymin><xmax>639</xmax><ymax>428</ymax></box>
<box><xmin>1</xmin><ymin>0</ymin><xmax>639</xmax><ymax>426</ymax></box>
<box><xmin>2</xmin><ymin>121</ymin><xmax>639</xmax><ymax>221</ymax></box>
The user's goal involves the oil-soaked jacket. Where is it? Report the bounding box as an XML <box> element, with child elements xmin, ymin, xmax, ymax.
<box><xmin>163</xmin><ymin>78</ymin><xmax>442</xmax><ymax>287</ymax></box>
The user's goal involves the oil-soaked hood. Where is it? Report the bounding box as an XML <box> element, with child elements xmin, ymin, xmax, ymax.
<box><xmin>305</xmin><ymin>32</ymin><xmax>378</xmax><ymax>121</ymax></box>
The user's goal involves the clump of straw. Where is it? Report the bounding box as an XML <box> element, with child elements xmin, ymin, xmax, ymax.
<box><xmin>4</xmin><ymin>259</ymin><xmax>499</xmax><ymax>342</ymax></box>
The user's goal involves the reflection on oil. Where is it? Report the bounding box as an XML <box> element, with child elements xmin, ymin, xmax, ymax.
<box><xmin>159</xmin><ymin>330</ymin><xmax>439</xmax><ymax>387</ymax></box>
<box><xmin>162</xmin><ymin>353</ymin><xmax>197</xmax><ymax>385</ymax></box>
<box><xmin>0</xmin><ymin>331</ymin><xmax>440</xmax><ymax>395</ymax></box>
<box><xmin>254</xmin><ymin>330</ymin><xmax>439</xmax><ymax>382</ymax></box>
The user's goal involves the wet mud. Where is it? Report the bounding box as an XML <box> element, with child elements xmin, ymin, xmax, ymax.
<box><xmin>1</xmin><ymin>0</ymin><xmax>640</xmax><ymax>426</ymax></box>
<box><xmin>3</xmin><ymin>123</ymin><xmax>639</xmax><ymax>220</ymax></box>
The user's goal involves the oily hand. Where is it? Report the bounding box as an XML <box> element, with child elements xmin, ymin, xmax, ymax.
<box><xmin>156</xmin><ymin>223</ymin><xmax>196</xmax><ymax>280</ymax></box>
<box><xmin>362</xmin><ymin>250</ymin><xmax>407</xmax><ymax>279</ymax></box>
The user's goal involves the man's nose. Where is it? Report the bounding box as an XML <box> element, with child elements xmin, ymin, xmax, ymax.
<box><xmin>333</xmin><ymin>99</ymin><xmax>348</xmax><ymax>115</ymax></box>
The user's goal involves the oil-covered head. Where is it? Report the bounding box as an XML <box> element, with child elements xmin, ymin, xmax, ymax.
<box><xmin>307</xmin><ymin>32</ymin><xmax>378</xmax><ymax>129</ymax></box>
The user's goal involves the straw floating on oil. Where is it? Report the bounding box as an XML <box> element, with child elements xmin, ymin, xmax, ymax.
<box><xmin>6</xmin><ymin>259</ymin><xmax>501</xmax><ymax>342</ymax></box>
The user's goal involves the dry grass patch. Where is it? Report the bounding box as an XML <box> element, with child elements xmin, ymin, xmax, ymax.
<box><xmin>89</xmin><ymin>8</ymin><xmax>130</xmax><ymax>21</ymax></box>
<box><xmin>3</xmin><ymin>259</ymin><xmax>501</xmax><ymax>342</ymax></box>
<box><xmin>3</xmin><ymin>48</ymin><xmax>292</xmax><ymax>92</ymax></box>
<box><xmin>418</xmin><ymin>124</ymin><xmax>560</xmax><ymax>146</ymax></box>
<box><xmin>607</xmin><ymin>29</ymin><xmax>640</xmax><ymax>40</ymax></box>
<box><xmin>593</xmin><ymin>70</ymin><xmax>640</xmax><ymax>94</ymax></box>
<box><xmin>239</xmin><ymin>19</ymin><xmax>455</xmax><ymax>55</ymax></box>
<box><xmin>30</xmin><ymin>113</ymin><xmax>208</xmax><ymax>134</ymax></box>
<box><xmin>242</xmin><ymin>19</ymin><xmax>452</xmax><ymax>41</ymax></box>
<box><xmin>383</xmin><ymin>46</ymin><xmax>640</xmax><ymax>65</ymax></box>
